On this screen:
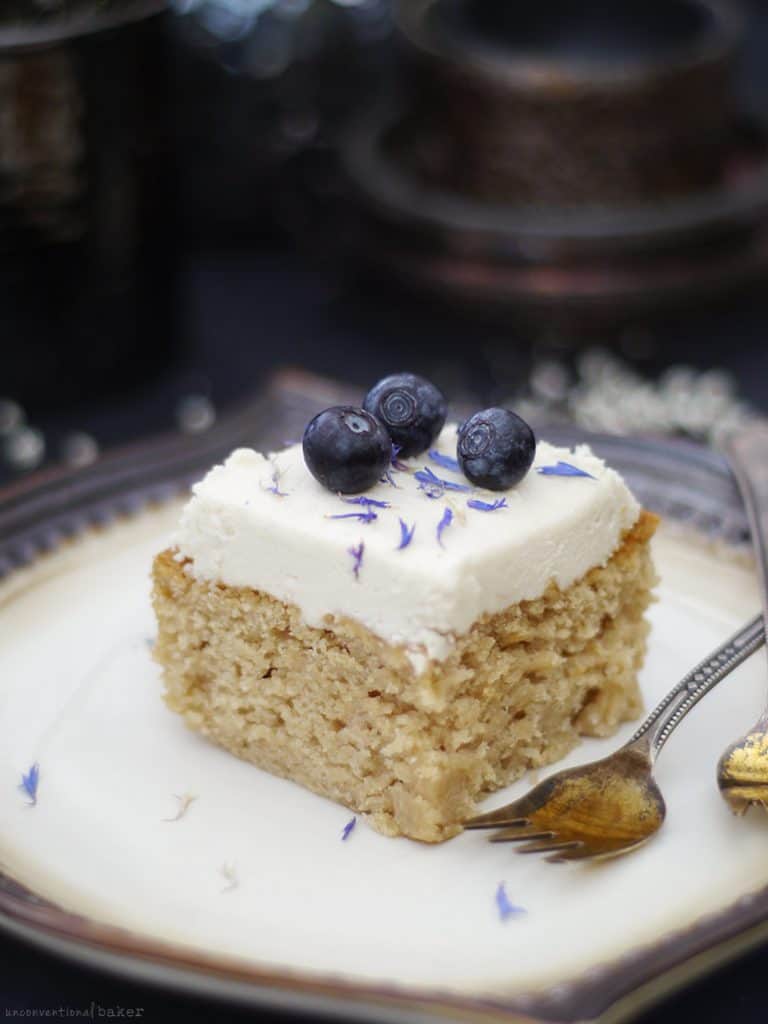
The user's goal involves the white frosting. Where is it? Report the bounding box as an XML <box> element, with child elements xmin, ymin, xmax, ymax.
<box><xmin>173</xmin><ymin>427</ymin><xmax>640</xmax><ymax>672</ymax></box>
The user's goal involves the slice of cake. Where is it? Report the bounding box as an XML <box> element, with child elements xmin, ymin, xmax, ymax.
<box><xmin>152</xmin><ymin>415</ymin><xmax>656</xmax><ymax>843</ymax></box>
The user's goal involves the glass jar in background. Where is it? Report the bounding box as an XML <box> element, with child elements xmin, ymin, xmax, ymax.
<box><xmin>0</xmin><ymin>1</ymin><xmax>176</xmax><ymax>413</ymax></box>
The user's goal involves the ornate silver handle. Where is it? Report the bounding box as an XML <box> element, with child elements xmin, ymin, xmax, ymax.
<box><xmin>724</xmin><ymin>423</ymin><xmax>768</xmax><ymax>651</ymax></box>
<box><xmin>627</xmin><ymin>615</ymin><xmax>765</xmax><ymax>761</ymax></box>
<box><xmin>627</xmin><ymin>423</ymin><xmax>768</xmax><ymax>762</ymax></box>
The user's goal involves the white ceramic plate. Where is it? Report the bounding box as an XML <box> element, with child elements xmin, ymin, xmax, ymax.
<box><xmin>0</xmin><ymin>374</ymin><xmax>764</xmax><ymax>1024</ymax></box>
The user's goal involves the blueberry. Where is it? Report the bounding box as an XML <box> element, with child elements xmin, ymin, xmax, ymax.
<box><xmin>363</xmin><ymin>373</ymin><xmax>447</xmax><ymax>458</ymax></box>
<box><xmin>303</xmin><ymin>406</ymin><xmax>391</xmax><ymax>493</ymax></box>
<box><xmin>456</xmin><ymin>408</ymin><xmax>535</xmax><ymax>491</ymax></box>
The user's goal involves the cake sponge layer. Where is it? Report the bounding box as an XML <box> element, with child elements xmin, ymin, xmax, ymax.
<box><xmin>152</xmin><ymin>511</ymin><xmax>657</xmax><ymax>842</ymax></box>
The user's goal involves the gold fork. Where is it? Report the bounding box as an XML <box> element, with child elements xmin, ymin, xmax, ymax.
<box><xmin>465</xmin><ymin>614</ymin><xmax>764</xmax><ymax>861</ymax></box>
<box><xmin>717</xmin><ymin>425</ymin><xmax>768</xmax><ymax>813</ymax></box>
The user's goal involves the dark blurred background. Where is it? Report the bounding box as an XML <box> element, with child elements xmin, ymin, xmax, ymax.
<box><xmin>2</xmin><ymin>0</ymin><xmax>768</xmax><ymax>1021</ymax></box>
<box><xmin>1</xmin><ymin>0</ymin><xmax>767</xmax><ymax>483</ymax></box>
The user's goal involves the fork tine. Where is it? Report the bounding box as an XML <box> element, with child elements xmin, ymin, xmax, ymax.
<box><xmin>464</xmin><ymin>809</ymin><xmax>530</xmax><ymax>830</ymax></box>
<box><xmin>488</xmin><ymin>826</ymin><xmax>553</xmax><ymax>843</ymax></box>
<box><xmin>545</xmin><ymin>844</ymin><xmax>591</xmax><ymax>863</ymax></box>
<box><xmin>727</xmin><ymin>798</ymin><xmax>751</xmax><ymax>817</ymax></box>
<box><xmin>547</xmin><ymin>840</ymin><xmax>642</xmax><ymax>863</ymax></box>
<box><xmin>720</xmin><ymin>784</ymin><xmax>768</xmax><ymax>816</ymax></box>
<box><xmin>739</xmin><ymin>798</ymin><xmax>768</xmax><ymax>814</ymax></box>
<box><xmin>516</xmin><ymin>839</ymin><xmax>583</xmax><ymax>856</ymax></box>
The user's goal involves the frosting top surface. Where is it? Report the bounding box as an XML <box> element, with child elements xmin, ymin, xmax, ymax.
<box><xmin>173</xmin><ymin>426</ymin><xmax>640</xmax><ymax>671</ymax></box>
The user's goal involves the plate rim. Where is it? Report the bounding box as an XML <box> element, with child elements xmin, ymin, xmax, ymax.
<box><xmin>0</xmin><ymin>369</ymin><xmax>760</xmax><ymax>1024</ymax></box>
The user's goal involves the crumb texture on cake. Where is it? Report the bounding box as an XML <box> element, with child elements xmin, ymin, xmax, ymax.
<box><xmin>152</xmin><ymin>511</ymin><xmax>658</xmax><ymax>843</ymax></box>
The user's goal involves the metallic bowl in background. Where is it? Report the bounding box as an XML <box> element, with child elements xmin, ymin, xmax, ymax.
<box><xmin>341</xmin><ymin>0</ymin><xmax>768</xmax><ymax>319</ymax></box>
<box><xmin>395</xmin><ymin>0</ymin><xmax>744</xmax><ymax>205</ymax></box>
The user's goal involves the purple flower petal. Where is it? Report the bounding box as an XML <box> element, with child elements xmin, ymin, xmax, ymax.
<box><xmin>415</xmin><ymin>467</ymin><xmax>471</xmax><ymax>496</ymax></box>
<box><xmin>436</xmin><ymin>507</ymin><xmax>453</xmax><ymax>547</ymax></box>
<box><xmin>496</xmin><ymin>882</ymin><xmax>525</xmax><ymax>921</ymax></box>
<box><xmin>264</xmin><ymin>470</ymin><xmax>288</xmax><ymax>497</ymax></box>
<box><xmin>391</xmin><ymin>444</ymin><xmax>408</xmax><ymax>472</ymax></box>
<box><xmin>19</xmin><ymin>763</ymin><xmax>39</xmax><ymax>806</ymax></box>
<box><xmin>397</xmin><ymin>519</ymin><xmax>416</xmax><ymax>550</ymax></box>
<box><xmin>330</xmin><ymin>510</ymin><xmax>378</xmax><ymax>524</ymax></box>
<box><xmin>537</xmin><ymin>461</ymin><xmax>595</xmax><ymax>480</ymax></box>
<box><xmin>341</xmin><ymin>817</ymin><xmax>357</xmax><ymax>841</ymax></box>
<box><xmin>342</xmin><ymin>496</ymin><xmax>390</xmax><ymax>509</ymax></box>
<box><xmin>418</xmin><ymin>481</ymin><xmax>443</xmax><ymax>500</ymax></box>
<box><xmin>467</xmin><ymin>498</ymin><xmax>507</xmax><ymax>512</ymax></box>
<box><xmin>428</xmin><ymin>450</ymin><xmax>461</xmax><ymax>473</ymax></box>
<box><xmin>348</xmin><ymin>542</ymin><xmax>365</xmax><ymax>580</ymax></box>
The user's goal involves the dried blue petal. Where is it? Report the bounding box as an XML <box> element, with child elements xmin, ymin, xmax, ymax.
<box><xmin>436</xmin><ymin>507</ymin><xmax>453</xmax><ymax>547</ymax></box>
<box><xmin>348</xmin><ymin>542</ymin><xmax>365</xmax><ymax>580</ymax></box>
<box><xmin>341</xmin><ymin>817</ymin><xmax>357</xmax><ymax>841</ymax></box>
<box><xmin>415</xmin><ymin>467</ymin><xmax>471</xmax><ymax>496</ymax></box>
<box><xmin>397</xmin><ymin>519</ymin><xmax>416</xmax><ymax>550</ymax></box>
<box><xmin>467</xmin><ymin>498</ymin><xmax>508</xmax><ymax>512</ymax></box>
<box><xmin>496</xmin><ymin>882</ymin><xmax>525</xmax><ymax>921</ymax></box>
<box><xmin>330</xmin><ymin>510</ymin><xmax>378</xmax><ymax>524</ymax></box>
<box><xmin>428</xmin><ymin>450</ymin><xmax>460</xmax><ymax>473</ymax></box>
<box><xmin>537</xmin><ymin>461</ymin><xmax>595</xmax><ymax>480</ymax></box>
<box><xmin>418</xmin><ymin>480</ymin><xmax>443</xmax><ymax>500</ymax></box>
<box><xmin>380</xmin><ymin>470</ymin><xmax>400</xmax><ymax>488</ymax></box>
<box><xmin>19</xmin><ymin>763</ymin><xmax>39</xmax><ymax>806</ymax></box>
<box><xmin>391</xmin><ymin>444</ymin><xmax>408</xmax><ymax>472</ymax></box>
<box><xmin>263</xmin><ymin>469</ymin><xmax>288</xmax><ymax>497</ymax></box>
<box><xmin>342</xmin><ymin>496</ymin><xmax>390</xmax><ymax>509</ymax></box>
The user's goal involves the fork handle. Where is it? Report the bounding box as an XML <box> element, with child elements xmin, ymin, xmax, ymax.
<box><xmin>724</xmin><ymin>425</ymin><xmax>768</xmax><ymax>651</ymax></box>
<box><xmin>627</xmin><ymin>614</ymin><xmax>765</xmax><ymax>760</ymax></box>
